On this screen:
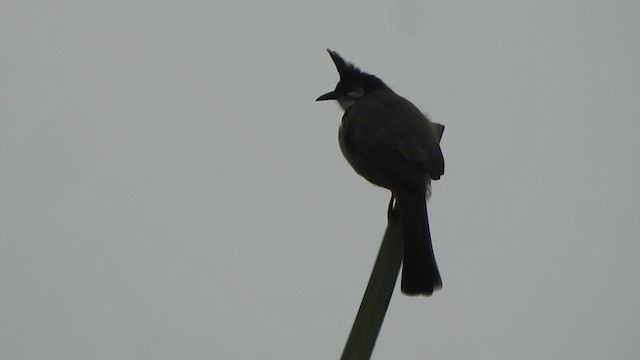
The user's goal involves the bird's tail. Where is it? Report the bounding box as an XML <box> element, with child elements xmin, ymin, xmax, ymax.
<box><xmin>395</xmin><ymin>187</ymin><xmax>442</xmax><ymax>296</ymax></box>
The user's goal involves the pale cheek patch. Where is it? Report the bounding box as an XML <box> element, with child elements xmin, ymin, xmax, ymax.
<box><xmin>347</xmin><ymin>87</ymin><xmax>365</xmax><ymax>99</ymax></box>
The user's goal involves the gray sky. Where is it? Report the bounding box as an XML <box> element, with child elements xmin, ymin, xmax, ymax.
<box><xmin>2</xmin><ymin>1</ymin><xmax>639</xmax><ymax>359</ymax></box>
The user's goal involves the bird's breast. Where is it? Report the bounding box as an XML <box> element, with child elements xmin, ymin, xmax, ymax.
<box><xmin>338</xmin><ymin>119</ymin><xmax>392</xmax><ymax>189</ymax></box>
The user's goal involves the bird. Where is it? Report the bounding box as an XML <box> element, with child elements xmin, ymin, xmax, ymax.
<box><xmin>316</xmin><ymin>49</ymin><xmax>445</xmax><ymax>296</ymax></box>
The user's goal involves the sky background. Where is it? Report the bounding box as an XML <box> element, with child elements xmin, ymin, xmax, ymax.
<box><xmin>2</xmin><ymin>1</ymin><xmax>639</xmax><ymax>359</ymax></box>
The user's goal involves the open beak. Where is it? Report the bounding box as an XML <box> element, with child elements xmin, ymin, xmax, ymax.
<box><xmin>316</xmin><ymin>91</ymin><xmax>338</xmax><ymax>101</ymax></box>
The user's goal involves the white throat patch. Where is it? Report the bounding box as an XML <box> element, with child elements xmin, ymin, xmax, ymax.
<box><xmin>337</xmin><ymin>97</ymin><xmax>356</xmax><ymax>111</ymax></box>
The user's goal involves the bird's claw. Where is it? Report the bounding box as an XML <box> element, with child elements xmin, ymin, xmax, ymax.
<box><xmin>387</xmin><ymin>194</ymin><xmax>400</xmax><ymax>221</ymax></box>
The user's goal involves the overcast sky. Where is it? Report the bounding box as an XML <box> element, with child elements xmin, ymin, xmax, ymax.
<box><xmin>2</xmin><ymin>1</ymin><xmax>639</xmax><ymax>359</ymax></box>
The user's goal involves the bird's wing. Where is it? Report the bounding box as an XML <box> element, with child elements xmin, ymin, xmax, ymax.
<box><xmin>343</xmin><ymin>96</ymin><xmax>445</xmax><ymax>185</ymax></box>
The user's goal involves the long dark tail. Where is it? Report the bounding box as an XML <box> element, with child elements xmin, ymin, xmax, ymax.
<box><xmin>396</xmin><ymin>187</ymin><xmax>442</xmax><ymax>296</ymax></box>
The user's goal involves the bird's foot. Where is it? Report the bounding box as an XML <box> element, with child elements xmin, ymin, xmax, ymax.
<box><xmin>387</xmin><ymin>193</ymin><xmax>400</xmax><ymax>221</ymax></box>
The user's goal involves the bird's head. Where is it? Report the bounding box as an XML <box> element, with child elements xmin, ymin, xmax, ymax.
<box><xmin>316</xmin><ymin>49</ymin><xmax>388</xmax><ymax>111</ymax></box>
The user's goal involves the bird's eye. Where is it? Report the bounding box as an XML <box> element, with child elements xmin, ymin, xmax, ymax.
<box><xmin>346</xmin><ymin>87</ymin><xmax>365</xmax><ymax>99</ymax></box>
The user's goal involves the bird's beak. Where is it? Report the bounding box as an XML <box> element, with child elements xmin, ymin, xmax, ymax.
<box><xmin>316</xmin><ymin>91</ymin><xmax>338</xmax><ymax>101</ymax></box>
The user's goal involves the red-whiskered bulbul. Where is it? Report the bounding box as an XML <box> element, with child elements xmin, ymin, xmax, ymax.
<box><xmin>316</xmin><ymin>49</ymin><xmax>445</xmax><ymax>296</ymax></box>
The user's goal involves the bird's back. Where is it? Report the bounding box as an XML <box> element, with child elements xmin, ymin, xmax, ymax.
<box><xmin>339</xmin><ymin>90</ymin><xmax>444</xmax><ymax>190</ymax></box>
